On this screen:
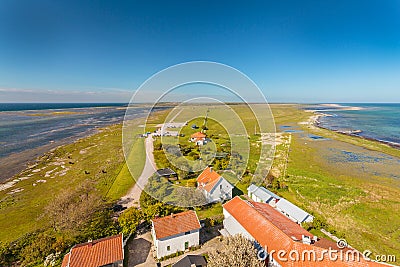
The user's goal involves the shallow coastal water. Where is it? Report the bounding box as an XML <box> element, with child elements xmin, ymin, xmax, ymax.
<box><xmin>309</xmin><ymin>103</ymin><xmax>400</xmax><ymax>146</ymax></box>
<box><xmin>0</xmin><ymin>103</ymin><xmax>153</xmax><ymax>182</ymax></box>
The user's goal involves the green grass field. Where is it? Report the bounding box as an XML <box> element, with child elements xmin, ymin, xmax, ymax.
<box><xmin>0</xmin><ymin>121</ymin><xmax>146</xmax><ymax>243</ymax></box>
<box><xmin>1</xmin><ymin>104</ymin><xmax>399</xmax><ymax>263</ymax></box>
<box><xmin>270</xmin><ymin>104</ymin><xmax>400</xmax><ymax>261</ymax></box>
<box><xmin>106</xmin><ymin>137</ymin><xmax>145</xmax><ymax>200</ymax></box>
<box><xmin>151</xmin><ymin>104</ymin><xmax>400</xmax><ymax>261</ymax></box>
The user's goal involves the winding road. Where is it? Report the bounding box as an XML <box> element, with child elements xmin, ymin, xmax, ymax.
<box><xmin>120</xmin><ymin>135</ymin><xmax>156</xmax><ymax>208</ymax></box>
<box><xmin>120</xmin><ymin>108</ymin><xmax>183</xmax><ymax>208</ymax></box>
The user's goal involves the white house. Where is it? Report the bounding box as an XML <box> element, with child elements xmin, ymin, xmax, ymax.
<box><xmin>196</xmin><ymin>167</ymin><xmax>234</xmax><ymax>203</ymax></box>
<box><xmin>190</xmin><ymin>132</ymin><xmax>207</xmax><ymax>145</ymax></box>
<box><xmin>247</xmin><ymin>184</ymin><xmax>281</xmax><ymax>206</ymax></box>
<box><xmin>275</xmin><ymin>198</ymin><xmax>314</xmax><ymax>224</ymax></box>
<box><xmin>151</xmin><ymin>211</ymin><xmax>201</xmax><ymax>259</ymax></box>
<box><xmin>222</xmin><ymin>197</ymin><xmax>379</xmax><ymax>267</ymax></box>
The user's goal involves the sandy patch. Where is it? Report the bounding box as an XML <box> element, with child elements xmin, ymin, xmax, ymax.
<box><xmin>44</xmin><ymin>168</ymin><xmax>58</xmax><ymax>177</ymax></box>
<box><xmin>7</xmin><ymin>188</ymin><xmax>24</xmax><ymax>194</ymax></box>
<box><xmin>260</xmin><ymin>132</ymin><xmax>290</xmax><ymax>146</ymax></box>
<box><xmin>0</xmin><ymin>181</ymin><xmax>17</xmax><ymax>191</ymax></box>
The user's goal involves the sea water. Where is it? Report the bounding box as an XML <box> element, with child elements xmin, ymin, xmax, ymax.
<box><xmin>312</xmin><ymin>103</ymin><xmax>400</xmax><ymax>146</ymax></box>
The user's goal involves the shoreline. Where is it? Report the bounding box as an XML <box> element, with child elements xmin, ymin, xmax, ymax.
<box><xmin>0</xmin><ymin>123</ymin><xmax>123</xmax><ymax>184</ymax></box>
<box><xmin>311</xmin><ymin>112</ymin><xmax>400</xmax><ymax>150</ymax></box>
<box><xmin>0</xmin><ymin>104</ymin><xmax>171</xmax><ymax>185</ymax></box>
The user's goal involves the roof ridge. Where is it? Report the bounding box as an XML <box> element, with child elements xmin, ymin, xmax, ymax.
<box><xmin>72</xmin><ymin>234</ymin><xmax>122</xmax><ymax>248</ymax></box>
<box><xmin>240</xmin><ymin>198</ymin><xmax>312</xmax><ymax>239</ymax></box>
<box><xmin>227</xmin><ymin>197</ymin><xmax>298</xmax><ymax>245</ymax></box>
<box><xmin>152</xmin><ymin>210</ymin><xmax>194</xmax><ymax>222</ymax></box>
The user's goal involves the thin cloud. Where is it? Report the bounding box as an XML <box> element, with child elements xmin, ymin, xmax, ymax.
<box><xmin>0</xmin><ymin>87</ymin><xmax>135</xmax><ymax>103</ymax></box>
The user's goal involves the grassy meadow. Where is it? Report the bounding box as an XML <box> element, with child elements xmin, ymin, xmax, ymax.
<box><xmin>149</xmin><ymin>104</ymin><xmax>400</xmax><ymax>261</ymax></box>
<box><xmin>270</xmin><ymin>104</ymin><xmax>400</xmax><ymax>261</ymax></box>
<box><xmin>1</xmin><ymin>103</ymin><xmax>399</xmax><ymax>264</ymax></box>
<box><xmin>0</xmin><ymin>122</ymin><xmax>144</xmax><ymax>243</ymax></box>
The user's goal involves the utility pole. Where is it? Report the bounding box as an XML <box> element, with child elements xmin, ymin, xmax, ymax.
<box><xmin>201</xmin><ymin>109</ymin><xmax>209</xmax><ymax>133</ymax></box>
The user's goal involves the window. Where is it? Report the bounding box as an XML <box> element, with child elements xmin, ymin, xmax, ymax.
<box><xmin>184</xmin><ymin>241</ymin><xmax>189</xmax><ymax>250</ymax></box>
<box><xmin>185</xmin><ymin>231</ymin><xmax>190</xmax><ymax>235</ymax></box>
<box><xmin>167</xmin><ymin>246</ymin><xmax>170</xmax><ymax>251</ymax></box>
<box><xmin>220</xmin><ymin>184</ymin><xmax>223</xmax><ymax>190</ymax></box>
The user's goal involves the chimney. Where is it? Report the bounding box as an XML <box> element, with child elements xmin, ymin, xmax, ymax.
<box><xmin>88</xmin><ymin>239</ymin><xmax>93</xmax><ymax>247</ymax></box>
<box><xmin>301</xmin><ymin>235</ymin><xmax>311</xmax><ymax>245</ymax></box>
<box><xmin>209</xmin><ymin>167</ymin><xmax>213</xmax><ymax>173</ymax></box>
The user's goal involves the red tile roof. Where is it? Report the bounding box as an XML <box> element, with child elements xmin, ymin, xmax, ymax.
<box><xmin>223</xmin><ymin>197</ymin><xmax>386</xmax><ymax>267</ymax></box>
<box><xmin>196</xmin><ymin>167</ymin><xmax>221</xmax><ymax>192</ymax></box>
<box><xmin>61</xmin><ymin>254</ymin><xmax>69</xmax><ymax>267</ymax></box>
<box><xmin>61</xmin><ymin>234</ymin><xmax>123</xmax><ymax>267</ymax></box>
<box><xmin>250</xmin><ymin>201</ymin><xmax>312</xmax><ymax>241</ymax></box>
<box><xmin>152</xmin><ymin>210</ymin><xmax>201</xmax><ymax>240</ymax></box>
<box><xmin>191</xmin><ymin>132</ymin><xmax>206</xmax><ymax>139</ymax></box>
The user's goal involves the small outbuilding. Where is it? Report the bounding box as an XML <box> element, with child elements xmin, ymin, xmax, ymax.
<box><xmin>172</xmin><ymin>255</ymin><xmax>207</xmax><ymax>267</ymax></box>
<box><xmin>152</xmin><ymin>211</ymin><xmax>201</xmax><ymax>259</ymax></box>
<box><xmin>275</xmin><ymin>198</ymin><xmax>314</xmax><ymax>224</ymax></box>
<box><xmin>156</xmin><ymin>168</ymin><xmax>177</xmax><ymax>178</ymax></box>
<box><xmin>247</xmin><ymin>184</ymin><xmax>281</xmax><ymax>206</ymax></box>
<box><xmin>190</xmin><ymin>132</ymin><xmax>207</xmax><ymax>146</ymax></box>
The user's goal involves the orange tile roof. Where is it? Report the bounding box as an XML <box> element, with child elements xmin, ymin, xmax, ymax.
<box><xmin>63</xmin><ymin>234</ymin><xmax>123</xmax><ymax>267</ymax></box>
<box><xmin>61</xmin><ymin>254</ymin><xmax>69</xmax><ymax>267</ymax></box>
<box><xmin>152</xmin><ymin>210</ymin><xmax>201</xmax><ymax>240</ymax></box>
<box><xmin>196</xmin><ymin>167</ymin><xmax>222</xmax><ymax>193</ymax></box>
<box><xmin>191</xmin><ymin>132</ymin><xmax>206</xmax><ymax>139</ymax></box>
<box><xmin>223</xmin><ymin>197</ymin><xmax>386</xmax><ymax>267</ymax></box>
<box><xmin>250</xmin><ymin>201</ymin><xmax>312</xmax><ymax>241</ymax></box>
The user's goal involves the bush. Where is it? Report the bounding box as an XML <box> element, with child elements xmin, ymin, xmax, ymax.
<box><xmin>118</xmin><ymin>208</ymin><xmax>143</xmax><ymax>235</ymax></box>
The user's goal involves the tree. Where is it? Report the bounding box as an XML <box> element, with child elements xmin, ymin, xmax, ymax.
<box><xmin>118</xmin><ymin>208</ymin><xmax>143</xmax><ymax>235</ymax></box>
<box><xmin>81</xmin><ymin>210</ymin><xmax>119</xmax><ymax>240</ymax></box>
<box><xmin>44</xmin><ymin>181</ymin><xmax>104</xmax><ymax>233</ymax></box>
<box><xmin>208</xmin><ymin>235</ymin><xmax>264</xmax><ymax>267</ymax></box>
<box><xmin>140</xmin><ymin>191</ymin><xmax>184</xmax><ymax>222</ymax></box>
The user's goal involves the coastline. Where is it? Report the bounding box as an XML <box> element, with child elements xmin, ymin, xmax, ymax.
<box><xmin>0</xmin><ymin>123</ymin><xmax>123</xmax><ymax>184</ymax></box>
<box><xmin>311</xmin><ymin>111</ymin><xmax>400</xmax><ymax>150</ymax></box>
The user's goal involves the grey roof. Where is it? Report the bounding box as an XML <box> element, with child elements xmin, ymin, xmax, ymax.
<box><xmin>247</xmin><ymin>184</ymin><xmax>281</xmax><ymax>202</ymax></box>
<box><xmin>172</xmin><ymin>255</ymin><xmax>207</xmax><ymax>267</ymax></box>
<box><xmin>156</xmin><ymin>168</ymin><xmax>177</xmax><ymax>177</ymax></box>
<box><xmin>276</xmin><ymin>198</ymin><xmax>312</xmax><ymax>223</ymax></box>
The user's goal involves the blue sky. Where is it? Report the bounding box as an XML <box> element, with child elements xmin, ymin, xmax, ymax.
<box><xmin>0</xmin><ymin>0</ymin><xmax>399</xmax><ymax>103</ymax></box>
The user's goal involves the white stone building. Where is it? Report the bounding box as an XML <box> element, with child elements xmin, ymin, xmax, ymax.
<box><xmin>190</xmin><ymin>132</ymin><xmax>207</xmax><ymax>145</ymax></box>
<box><xmin>197</xmin><ymin>167</ymin><xmax>234</xmax><ymax>203</ymax></box>
<box><xmin>151</xmin><ymin>211</ymin><xmax>201</xmax><ymax>259</ymax></box>
<box><xmin>247</xmin><ymin>184</ymin><xmax>281</xmax><ymax>206</ymax></box>
<box><xmin>222</xmin><ymin>197</ymin><xmax>378</xmax><ymax>267</ymax></box>
<box><xmin>275</xmin><ymin>198</ymin><xmax>314</xmax><ymax>224</ymax></box>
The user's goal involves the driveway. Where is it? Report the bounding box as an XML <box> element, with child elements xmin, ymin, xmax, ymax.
<box><xmin>120</xmin><ymin>135</ymin><xmax>157</xmax><ymax>208</ymax></box>
<box><xmin>125</xmin><ymin>231</ymin><xmax>156</xmax><ymax>267</ymax></box>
